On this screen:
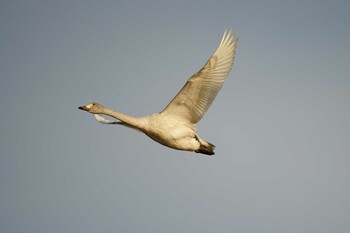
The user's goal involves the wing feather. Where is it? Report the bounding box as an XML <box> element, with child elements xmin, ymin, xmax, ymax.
<box><xmin>161</xmin><ymin>30</ymin><xmax>238</xmax><ymax>124</ymax></box>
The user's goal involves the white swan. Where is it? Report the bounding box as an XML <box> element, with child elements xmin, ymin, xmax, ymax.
<box><xmin>79</xmin><ymin>30</ymin><xmax>238</xmax><ymax>155</ymax></box>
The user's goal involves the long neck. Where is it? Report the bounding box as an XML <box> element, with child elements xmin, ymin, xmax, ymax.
<box><xmin>101</xmin><ymin>107</ymin><xmax>143</xmax><ymax>130</ymax></box>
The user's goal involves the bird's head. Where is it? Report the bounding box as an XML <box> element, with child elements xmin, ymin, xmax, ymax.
<box><xmin>78</xmin><ymin>102</ymin><xmax>104</xmax><ymax>114</ymax></box>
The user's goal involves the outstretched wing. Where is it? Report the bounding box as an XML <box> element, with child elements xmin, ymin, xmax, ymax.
<box><xmin>161</xmin><ymin>30</ymin><xmax>238</xmax><ymax>124</ymax></box>
<box><xmin>94</xmin><ymin>114</ymin><xmax>118</xmax><ymax>124</ymax></box>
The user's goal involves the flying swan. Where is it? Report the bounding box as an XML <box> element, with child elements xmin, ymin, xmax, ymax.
<box><xmin>79</xmin><ymin>30</ymin><xmax>238</xmax><ymax>155</ymax></box>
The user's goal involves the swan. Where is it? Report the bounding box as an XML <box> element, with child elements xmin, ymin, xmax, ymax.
<box><xmin>79</xmin><ymin>30</ymin><xmax>238</xmax><ymax>155</ymax></box>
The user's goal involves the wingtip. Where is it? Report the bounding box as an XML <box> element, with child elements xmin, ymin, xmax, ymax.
<box><xmin>221</xmin><ymin>29</ymin><xmax>237</xmax><ymax>46</ymax></box>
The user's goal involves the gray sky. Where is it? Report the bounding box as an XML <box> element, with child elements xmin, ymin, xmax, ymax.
<box><xmin>1</xmin><ymin>0</ymin><xmax>350</xmax><ymax>232</ymax></box>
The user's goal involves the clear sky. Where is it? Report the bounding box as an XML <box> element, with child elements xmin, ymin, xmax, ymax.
<box><xmin>1</xmin><ymin>0</ymin><xmax>350</xmax><ymax>232</ymax></box>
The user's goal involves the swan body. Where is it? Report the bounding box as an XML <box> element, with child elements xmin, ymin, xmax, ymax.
<box><xmin>79</xmin><ymin>30</ymin><xmax>238</xmax><ymax>155</ymax></box>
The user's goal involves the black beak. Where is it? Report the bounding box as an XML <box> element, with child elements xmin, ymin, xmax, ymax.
<box><xmin>79</xmin><ymin>106</ymin><xmax>89</xmax><ymax>111</ymax></box>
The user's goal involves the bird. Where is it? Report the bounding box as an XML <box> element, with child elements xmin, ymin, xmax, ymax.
<box><xmin>79</xmin><ymin>30</ymin><xmax>238</xmax><ymax>155</ymax></box>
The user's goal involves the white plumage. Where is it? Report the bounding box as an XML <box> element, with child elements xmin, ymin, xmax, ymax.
<box><xmin>79</xmin><ymin>30</ymin><xmax>238</xmax><ymax>155</ymax></box>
